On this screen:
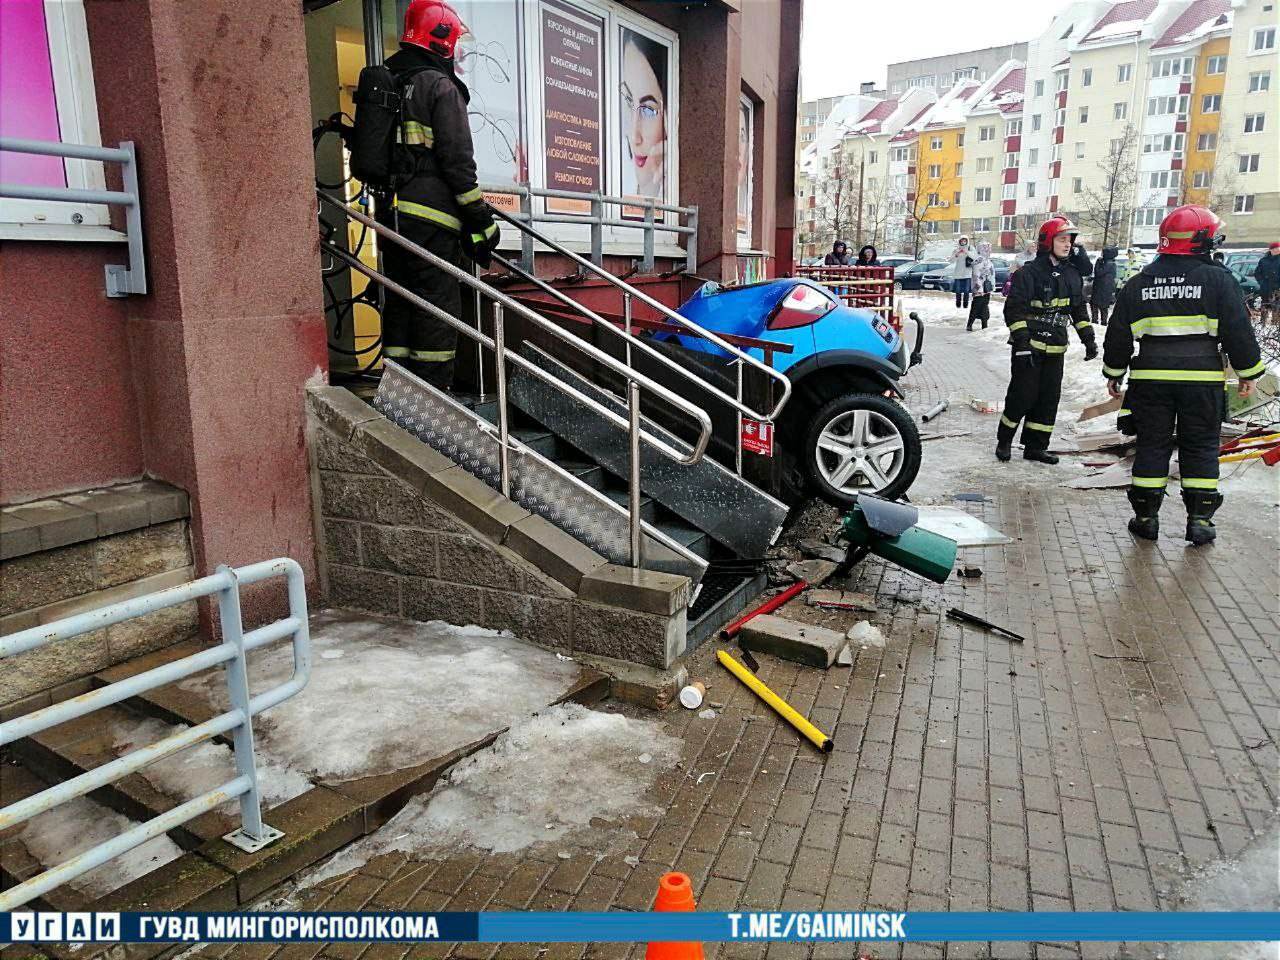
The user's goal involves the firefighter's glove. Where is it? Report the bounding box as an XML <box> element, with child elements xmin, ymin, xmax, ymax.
<box><xmin>460</xmin><ymin>202</ymin><xmax>499</xmax><ymax>268</ymax></box>
<box><xmin>1084</xmin><ymin>341</ymin><xmax>1098</xmax><ymax>361</ymax></box>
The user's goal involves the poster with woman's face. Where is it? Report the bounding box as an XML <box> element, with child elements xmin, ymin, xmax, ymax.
<box><xmin>619</xmin><ymin>27</ymin><xmax>668</xmax><ymax>207</ymax></box>
<box><xmin>737</xmin><ymin>96</ymin><xmax>752</xmax><ymax>239</ymax></box>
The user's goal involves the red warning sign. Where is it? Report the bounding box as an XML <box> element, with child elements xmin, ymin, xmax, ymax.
<box><xmin>741</xmin><ymin>419</ymin><xmax>774</xmax><ymax>456</ymax></box>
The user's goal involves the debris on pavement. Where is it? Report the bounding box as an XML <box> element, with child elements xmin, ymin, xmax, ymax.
<box><xmin>805</xmin><ymin>589</ymin><xmax>879</xmax><ymax>613</ymax></box>
<box><xmin>846</xmin><ymin>621</ymin><xmax>886</xmax><ymax>649</ymax></box>
<box><xmin>785</xmin><ymin>558</ymin><xmax>840</xmax><ymax>587</ymax></box>
<box><xmin>797</xmin><ymin>539</ymin><xmax>848</xmax><ymax>563</ymax></box>
<box><xmin>1063</xmin><ymin>456</ymin><xmax>1134</xmax><ymax>489</ymax></box>
<box><xmin>1071</xmin><ymin>430</ymin><xmax>1135</xmax><ymax>452</ymax></box>
<box><xmin>958</xmin><ymin>566</ymin><xmax>982</xmax><ymax>579</ymax></box>
<box><xmin>968</xmin><ymin>397</ymin><xmax>1002</xmax><ymax>414</ymax></box>
<box><xmin>946</xmin><ymin>607</ymin><xmax>1026</xmax><ymax>643</ymax></box>
<box><xmin>678</xmin><ymin>682</ymin><xmax>706</xmax><ymax>709</ymax></box>
<box><xmin>740</xmin><ymin>613</ymin><xmax>849</xmax><ymax>668</ymax></box>
<box><xmin>835</xmin><ymin>645</ymin><xmax>854</xmax><ymax>666</ymax></box>
<box><xmin>952</xmin><ymin>492</ymin><xmax>990</xmax><ymax>502</ymax></box>
<box><xmin>1078</xmin><ymin>395</ymin><xmax>1123</xmax><ymax>422</ymax></box>
<box><xmin>717</xmin><ymin>650</ymin><xmax>833</xmax><ymax>753</ymax></box>
<box><xmin>920</xmin><ymin>399</ymin><xmax>949</xmax><ymax>422</ymax></box>
<box><xmin>912</xmin><ymin>507</ymin><xmax>1013</xmax><ymax>547</ymax></box>
<box><xmin>920</xmin><ymin>430</ymin><xmax>973</xmax><ymax>442</ymax></box>
<box><xmin>698</xmin><ymin>708</ymin><xmax>717</xmax><ymax>720</ymax></box>
<box><xmin>721</xmin><ymin>581</ymin><xmax>809</xmax><ymax>639</ymax></box>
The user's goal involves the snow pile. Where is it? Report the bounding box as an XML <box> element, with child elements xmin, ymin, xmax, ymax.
<box><xmin>306</xmin><ymin>703</ymin><xmax>680</xmax><ymax>884</ymax></box>
<box><xmin>1086</xmin><ymin>18</ymin><xmax>1145</xmax><ymax>41</ymax></box>
<box><xmin>109</xmin><ymin>716</ymin><xmax>311</xmax><ymax>812</ymax></box>
<box><xmin>847</xmin><ymin>621</ymin><xmax>886</xmax><ymax>649</ymax></box>
<box><xmin>1170</xmin><ymin>817</ymin><xmax>1280</xmax><ymax>960</ymax></box>
<box><xmin>177</xmin><ymin>611</ymin><xmax>581</xmax><ymax>782</ymax></box>
<box><xmin>19</xmin><ymin>796</ymin><xmax>183</xmax><ymax>898</ymax></box>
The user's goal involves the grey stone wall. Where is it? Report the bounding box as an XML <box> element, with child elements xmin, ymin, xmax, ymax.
<box><xmin>307</xmin><ymin>387</ymin><xmax>690</xmax><ymax>671</ymax></box>
<box><xmin>0</xmin><ymin>517</ymin><xmax>197</xmax><ymax>707</ymax></box>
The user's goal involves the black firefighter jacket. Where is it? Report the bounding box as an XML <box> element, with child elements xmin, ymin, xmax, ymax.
<box><xmin>1102</xmin><ymin>256</ymin><xmax>1266</xmax><ymax>385</ymax></box>
<box><xmin>385</xmin><ymin>46</ymin><xmax>483</xmax><ymax>234</ymax></box>
<box><xmin>1004</xmin><ymin>252</ymin><xmax>1096</xmax><ymax>356</ymax></box>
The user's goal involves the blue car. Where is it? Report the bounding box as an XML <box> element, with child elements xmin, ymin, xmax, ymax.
<box><xmin>665</xmin><ymin>279</ymin><xmax>925</xmax><ymax>505</ymax></box>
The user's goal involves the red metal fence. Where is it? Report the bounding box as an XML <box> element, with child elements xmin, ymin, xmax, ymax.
<box><xmin>794</xmin><ymin>265</ymin><xmax>900</xmax><ymax>330</ymax></box>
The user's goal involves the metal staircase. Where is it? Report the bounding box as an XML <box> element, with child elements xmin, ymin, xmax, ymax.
<box><xmin>318</xmin><ymin>189</ymin><xmax>792</xmax><ymax>647</ymax></box>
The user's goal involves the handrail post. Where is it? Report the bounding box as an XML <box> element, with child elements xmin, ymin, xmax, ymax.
<box><xmin>686</xmin><ymin>205</ymin><xmax>699</xmax><ymax>273</ymax></box>
<box><xmin>736</xmin><ymin>360</ymin><xmax>745</xmax><ymax>477</ymax></box>
<box><xmin>628</xmin><ymin>380</ymin><xmax>643</xmax><ymax>567</ymax></box>
<box><xmin>214</xmin><ymin>566</ymin><xmax>280</xmax><ymax>852</ymax></box>
<box><xmin>519</xmin><ymin>186</ymin><xmax>534</xmax><ymax>272</ymax></box>
<box><xmin>590</xmin><ymin>194</ymin><xmax>604</xmax><ymax>266</ymax></box>
<box><xmin>642</xmin><ymin>199</ymin><xmax>655</xmax><ymax>273</ymax></box>
<box><xmin>473</xmin><ymin>263</ymin><xmax>485</xmax><ymax>401</ymax></box>
<box><xmin>493</xmin><ymin>303</ymin><xmax>511</xmax><ymax>498</ymax></box>
<box><xmin>623</xmin><ymin>291</ymin><xmax>633</xmax><ymax>368</ymax></box>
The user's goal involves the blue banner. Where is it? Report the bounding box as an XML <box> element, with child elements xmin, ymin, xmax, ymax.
<box><xmin>2</xmin><ymin>911</ymin><xmax>1277</xmax><ymax>945</ymax></box>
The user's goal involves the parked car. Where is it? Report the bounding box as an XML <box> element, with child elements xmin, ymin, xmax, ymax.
<box><xmin>1228</xmin><ymin>263</ymin><xmax>1261</xmax><ymax>305</ymax></box>
<box><xmin>879</xmin><ymin>255</ymin><xmax>916</xmax><ymax>271</ymax></box>
<box><xmin>924</xmin><ymin>257</ymin><xmax>1014</xmax><ymax>293</ymax></box>
<box><xmin>894</xmin><ymin>260</ymin><xmax>947</xmax><ymax>290</ymax></box>
<box><xmin>666</xmin><ymin>278</ymin><xmax>926</xmax><ymax>505</ymax></box>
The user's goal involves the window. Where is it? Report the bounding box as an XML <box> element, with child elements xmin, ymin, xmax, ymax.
<box><xmin>1250</xmin><ymin>72</ymin><xmax>1272</xmax><ymax>93</ymax></box>
<box><xmin>1001</xmin><ymin>183</ymin><xmax>1016</xmax><ymax>200</ymax></box>
<box><xmin>1050</xmin><ymin>143</ymin><xmax>1061</xmax><ymax>163</ymax></box>
<box><xmin>928</xmin><ymin>192</ymin><xmax>940</xmax><ymax>206</ymax></box>
<box><xmin>890</xmin><ymin>146</ymin><xmax>913</xmax><ymax>162</ymax></box>
<box><xmin>948</xmin><ymin>220</ymin><xmax>960</xmax><ymax>233</ymax></box>
<box><xmin>867</xmin><ymin>151</ymin><xmax>878</xmax><ymax>165</ymax></box>
<box><xmin>1117</xmin><ymin>63</ymin><xmax>1133</xmax><ymax>83</ymax></box>
<box><xmin>930</xmin><ymin>136</ymin><xmax>943</xmax><ymax>150</ymax></box>
<box><xmin>737</xmin><ymin>93</ymin><xmax>753</xmax><ymax>244</ymax></box>
<box><xmin>1028</xmin><ymin>148</ymin><xmax>1039</xmax><ymax>166</ymax></box>
<box><xmin>1078</xmin><ymin>106</ymin><xmax>1089</xmax><ymax>124</ymax></box>
<box><xmin>973</xmin><ymin>217</ymin><xmax>990</xmax><ymax>232</ymax></box>
<box><xmin>1193</xmin><ymin>170</ymin><xmax>1210</xmax><ymax>188</ymax></box>
<box><xmin>1197</xmin><ymin>132</ymin><xmax>1218</xmax><ymax>151</ymax></box>
<box><xmin>1005</xmin><ymin>152</ymin><xmax>1020</xmax><ymax>169</ymax></box>
<box><xmin>953</xmin><ymin>190</ymin><xmax>961</xmax><ymax>204</ymax></box>
<box><xmin>1147</xmin><ymin>95</ymin><xmax>1187</xmax><ymax>117</ymax></box>
<box><xmin>1206</xmin><ymin>55</ymin><xmax>1227</xmax><ymax>75</ymax></box>
<box><xmin>974</xmin><ymin>186</ymin><xmax>992</xmax><ymax>202</ymax></box>
<box><xmin>1114</xmin><ymin>102</ymin><xmax>1128</xmax><ymax>120</ymax></box>
<box><xmin>1134</xmin><ymin>207</ymin><xmax>1163</xmax><ymax>226</ymax></box>
<box><xmin>979</xmin><ymin>125</ymin><xmax>996</xmax><ymax>141</ymax></box>
<box><xmin>977</xmin><ymin>157</ymin><xmax>993</xmax><ymax>173</ymax></box>
<box><xmin>1149</xmin><ymin>170</ymin><xmax>1177</xmax><ymax>189</ymax></box>
<box><xmin>1026</xmin><ymin>181</ymin><xmax>1037</xmax><ymax>198</ymax></box>
<box><xmin>956</xmin><ymin>133</ymin><xmax>964</xmax><ymax>147</ymax></box>
<box><xmin>1240</xmin><ymin>153</ymin><xmax>1260</xmax><ymax>173</ymax></box>
<box><xmin>1056</xmin><ymin>72</ymin><xmax>1069</xmax><ymax>92</ymax></box>
<box><xmin>1034</xmin><ymin>79</ymin><xmax>1044</xmax><ymax>98</ymax></box>
<box><xmin>1254</xmin><ymin>27</ymin><xmax>1277</xmax><ymax>52</ymax></box>
<box><xmin>1245</xmin><ymin>113</ymin><xmax>1266</xmax><ymax>133</ymax></box>
<box><xmin>954</xmin><ymin>162</ymin><xmax>963</xmax><ymax>176</ymax></box>
<box><xmin>1075</xmin><ymin>142</ymin><xmax>1085</xmax><ymax>159</ymax></box>
<box><xmin>1002</xmin><ymin>214</ymin><xmax>1017</xmax><ymax>231</ymax></box>
<box><xmin>928</xmin><ymin>163</ymin><xmax>942</xmax><ymax>178</ymax></box>
<box><xmin>1202</xmin><ymin>94</ymin><xmax>1221</xmax><ymax>114</ymax></box>
<box><xmin>1234</xmin><ymin>194</ymin><xmax>1255</xmax><ymax>214</ymax></box>
<box><xmin>1110</xmin><ymin>138</ymin><xmax>1123</xmax><ymax>156</ymax></box>
<box><xmin>1055</xmin><ymin>108</ymin><xmax>1066</xmax><ymax>128</ymax></box>
<box><xmin>1006</xmin><ymin>119</ymin><xmax>1022</xmax><ymax>137</ymax></box>
<box><xmin>1081</xmin><ymin>68</ymin><xmax>1092</xmax><ymax>87</ymax></box>
<box><xmin>1151</xmin><ymin>57</ymin><xmax>1194</xmax><ymax>78</ymax></box>
<box><xmin>926</xmin><ymin>221</ymin><xmax>939</xmax><ymax>234</ymax></box>
<box><xmin>1072</xmin><ymin>177</ymin><xmax>1082</xmax><ymax>193</ymax></box>
<box><xmin>1047</xmin><ymin>178</ymin><xmax>1060</xmax><ymax>197</ymax></box>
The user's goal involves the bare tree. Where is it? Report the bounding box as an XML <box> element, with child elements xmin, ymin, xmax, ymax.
<box><xmin>906</xmin><ymin>171</ymin><xmax>946</xmax><ymax>258</ymax></box>
<box><xmin>1075</xmin><ymin>122</ymin><xmax>1139</xmax><ymax>250</ymax></box>
<box><xmin>810</xmin><ymin>157</ymin><xmax>863</xmax><ymax>253</ymax></box>
<box><xmin>1178</xmin><ymin>129</ymin><xmax>1239</xmax><ymax>214</ymax></box>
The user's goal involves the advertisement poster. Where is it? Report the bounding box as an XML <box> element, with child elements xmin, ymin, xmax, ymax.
<box><xmin>619</xmin><ymin>26</ymin><xmax>669</xmax><ymax>219</ymax></box>
<box><xmin>540</xmin><ymin>0</ymin><xmax>603</xmax><ymax>215</ymax></box>
<box><xmin>737</xmin><ymin>95</ymin><xmax>754</xmax><ymax>240</ymax></box>
<box><xmin>0</xmin><ymin>0</ymin><xmax>65</xmax><ymax>188</ymax></box>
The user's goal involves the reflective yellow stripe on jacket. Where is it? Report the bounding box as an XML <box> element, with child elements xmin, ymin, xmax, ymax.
<box><xmin>401</xmin><ymin>121</ymin><xmax>434</xmax><ymax>147</ymax></box>
<box><xmin>394</xmin><ymin>199</ymin><xmax>462</xmax><ymax>232</ymax></box>
<box><xmin>1029</xmin><ymin>340</ymin><xmax>1068</xmax><ymax>354</ymax></box>
<box><xmin>454</xmin><ymin>187</ymin><xmax>483</xmax><ymax>206</ymax></box>
<box><xmin>1029</xmin><ymin>297</ymin><xmax>1072</xmax><ymax>308</ymax></box>
<box><xmin>1128</xmin><ymin>369</ymin><xmax>1225</xmax><ymax>382</ymax></box>
<box><xmin>1131</xmin><ymin>314</ymin><xmax>1218</xmax><ymax>338</ymax></box>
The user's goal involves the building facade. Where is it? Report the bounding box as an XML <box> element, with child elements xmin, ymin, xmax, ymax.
<box><xmin>888</xmin><ymin>43</ymin><xmax>1029</xmax><ymax>96</ymax></box>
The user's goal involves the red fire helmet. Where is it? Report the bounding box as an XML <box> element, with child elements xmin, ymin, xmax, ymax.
<box><xmin>402</xmin><ymin>0</ymin><xmax>466</xmax><ymax>58</ymax></box>
<box><xmin>1158</xmin><ymin>205</ymin><xmax>1225</xmax><ymax>256</ymax></box>
<box><xmin>1037</xmin><ymin>215</ymin><xmax>1078</xmax><ymax>254</ymax></box>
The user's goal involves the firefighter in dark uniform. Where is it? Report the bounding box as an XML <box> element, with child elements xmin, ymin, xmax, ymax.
<box><xmin>1103</xmin><ymin>205</ymin><xmax>1266</xmax><ymax>545</ymax></box>
<box><xmin>997</xmin><ymin>216</ymin><xmax>1098</xmax><ymax>463</ymax></box>
<box><xmin>382</xmin><ymin>0</ymin><xmax>498</xmax><ymax>390</ymax></box>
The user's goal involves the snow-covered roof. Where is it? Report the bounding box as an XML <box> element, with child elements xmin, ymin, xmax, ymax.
<box><xmin>1153</xmin><ymin>0</ymin><xmax>1232</xmax><ymax>48</ymax></box>
<box><xmin>1080</xmin><ymin>0</ymin><xmax>1159</xmax><ymax>44</ymax></box>
<box><xmin>846</xmin><ymin>98</ymin><xmax>898</xmax><ymax>135</ymax></box>
<box><xmin>909</xmin><ymin>78</ymin><xmax>982</xmax><ymax>132</ymax></box>
<box><xmin>968</xmin><ymin>62</ymin><xmax>1026</xmax><ymax>118</ymax></box>
<box><xmin>890</xmin><ymin>104</ymin><xmax>933</xmax><ymax>142</ymax></box>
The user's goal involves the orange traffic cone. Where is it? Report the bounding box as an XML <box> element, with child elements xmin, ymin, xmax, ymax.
<box><xmin>645</xmin><ymin>872</ymin><xmax>705</xmax><ymax>960</ymax></box>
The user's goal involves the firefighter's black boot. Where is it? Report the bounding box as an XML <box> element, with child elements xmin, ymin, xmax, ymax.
<box><xmin>1183</xmin><ymin>490</ymin><xmax>1224</xmax><ymax>546</ymax></box>
<box><xmin>1126</xmin><ymin>488</ymin><xmax>1163</xmax><ymax>541</ymax></box>
<box><xmin>995</xmin><ymin>442</ymin><xmax>1011</xmax><ymax>462</ymax></box>
<box><xmin>1023</xmin><ymin>448</ymin><xmax>1059</xmax><ymax>465</ymax></box>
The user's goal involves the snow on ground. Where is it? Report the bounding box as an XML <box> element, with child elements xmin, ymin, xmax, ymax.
<box><xmin>18</xmin><ymin>795</ymin><xmax>182</xmax><ymax>899</ymax></box>
<box><xmin>108</xmin><ymin>715</ymin><xmax>312</xmax><ymax>812</ymax></box>
<box><xmin>304</xmin><ymin>702</ymin><xmax>680</xmax><ymax>885</ymax></box>
<box><xmin>176</xmin><ymin>610</ymin><xmax>581</xmax><ymax>782</ymax></box>
<box><xmin>1169</xmin><ymin>815</ymin><xmax>1280</xmax><ymax>960</ymax></box>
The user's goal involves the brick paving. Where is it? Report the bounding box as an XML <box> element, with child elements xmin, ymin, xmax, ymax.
<box><xmin>195</xmin><ymin>322</ymin><xmax>1279</xmax><ymax>960</ymax></box>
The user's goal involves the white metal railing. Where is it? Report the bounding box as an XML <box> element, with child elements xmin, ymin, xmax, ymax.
<box><xmin>0</xmin><ymin>558</ymin><xmax>310</xmax><ymax>910</ymax></box>
<box><xmin>0</xmin><ymin>136</ymin><xmax>146</xmax><ymax>297</ymax></box>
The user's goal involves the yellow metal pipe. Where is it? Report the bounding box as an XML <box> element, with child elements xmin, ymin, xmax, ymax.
<box><xmin>716</xmin><ymin>650</ymin><xmax>833</xmax><ymax>753</ymax></box>
<box><xmin>1220</xmin><ymin>448</ymin><xmax>1273</xmax><ymax>463</ymax></box>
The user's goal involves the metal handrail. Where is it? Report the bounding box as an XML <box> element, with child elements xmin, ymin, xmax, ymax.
<box><xmin>319</xmin><ymin>190</ymin><xmax>715</xmax><ymax>564</ymax></box>
<box><xmin>0</xmin><ymin>558</ymin><xmax>310</xmax><ymax>910</ymax></box>
<box><xmin>0</xmin><ymin>136</ymin><xmax>146</xmax><ymax>297</ymax></box>
<box><xmin>489</xmin><ymin>205</ymin><xmax>793</xmax><ymax>423</ymax></box>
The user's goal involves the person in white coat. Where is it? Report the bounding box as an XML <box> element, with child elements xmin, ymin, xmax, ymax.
<box><xmin>967</xmin><ymin>240</ymin><xmax>995</xmax><ymax>331</ymax></box>
<box><xmin>950</xmin><ymin>235</ymin><xmax>974</xmax><ymax>310</ymax></box>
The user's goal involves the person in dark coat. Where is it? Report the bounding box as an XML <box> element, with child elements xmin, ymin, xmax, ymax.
<box><xmin>1089</xmin><ymin>246</ymin><xmax>1119</xmax><ymax>326</ymax></box>
<box><xmin>856</xmin><ymin>244</ymin><xmax>880</xmax><ymax>266</ymax></box>
<box><xmin>1256</xmin><ymin>242</ymin><xmax>1280</xmax><ymax>321</ymax></box>
<box><xmin>824</xmin><ymin>240</ymin><xmax>853</xmax><ymax>265</ymax></box>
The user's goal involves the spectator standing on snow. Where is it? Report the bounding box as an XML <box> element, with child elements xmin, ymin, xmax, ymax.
<box><xmin>950</xmin><ymin>235</ymin><xmax>974</xmax><ymax>310</ymax></box>
<box><xmin>967</xmin><ymin>240</ymin><xmax>995</xmax><ymax>331</ymax></box>
<box><xmin>824</xmin><ymin>240</ymin><xmax>853</xmax><ymax>265</ymax></box>
<box><xmin>1090</xmin><ymin>246</ymin><xmax>1119</xmax><ymax>326</ymax></box>
<box><xmin>856</xmin><ymin>244</ymin><xmax>880</xmax><ymax>266</ymax></box>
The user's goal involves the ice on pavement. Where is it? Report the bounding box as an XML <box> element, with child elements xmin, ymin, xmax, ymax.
<box><xmin>108</xmin><ymin>715</ymin><xmax>312</xmax><ymax>812</ymax></box>
<box><xmin>176</xmin><ymin>610</ymin><xmax>581</xmax><ymax>781</ymax></box>
<box><xmin>19</xmin><ymin>795</ymin><xmax>182</xmax><ymax>899</ymax></box>
<box><xmin>1169</xmin><ymin>817</ymin><xmax>1280</xmax><ymax>960</ymax></box>
<box><xmin>306</xmin><ymin>702</ymin><xmax>680</xmax><ymax>885</ymax></box>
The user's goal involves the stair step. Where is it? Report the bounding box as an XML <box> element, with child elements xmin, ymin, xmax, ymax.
<box><xmin>599</xmin><ymin>487</ymin><xmax>659</xmax><ymax>524</ymax></box>
<box><xmin>554</xmin><ymin>459</ymin><xmax>608</xmax><ymax>490</ymax></box>
<box><xmin>653</xmin><ymin>522</ymin><xmax>712</xmax><ymax>561</ymax></box>
<box><xmin>509</xmin><ymin>426</ymin><xmax>559</xmax><ymax>457</ymax></box>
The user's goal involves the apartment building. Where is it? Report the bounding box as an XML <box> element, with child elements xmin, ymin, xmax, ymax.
<box><xmin>1218</xmin><ymin>0</ymin><xmax>1278</xmax><ymax>242</ymax></box>
<box><xmin>888</xmin><ymin>43</ymin><xmax>1029</xmax><ymax>96</ymax></box>
<box><xmin>960</xmin><ymin>63</ymin><xmax>1027</xmax><ymax>251</ymax></box>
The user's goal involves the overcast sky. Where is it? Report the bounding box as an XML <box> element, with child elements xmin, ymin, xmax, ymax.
<box><xmin>800</xmin><ymin>0</ymin><xmax>1056</xmax><ymax>101</ymax></box>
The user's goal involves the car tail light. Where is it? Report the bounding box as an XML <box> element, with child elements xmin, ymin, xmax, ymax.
<box><xmin>767</xmin><ymin>285</ymin><xmax>835</xmax><ymax>330</ymax></box>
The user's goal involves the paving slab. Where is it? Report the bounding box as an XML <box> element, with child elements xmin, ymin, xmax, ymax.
<box><xmin>739</xmin><ymin>614</ymin><xmax>848</xmax><ymax>668</ymax></box>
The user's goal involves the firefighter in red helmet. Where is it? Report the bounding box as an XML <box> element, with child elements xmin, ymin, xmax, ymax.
<box><xmin>380</xmin><ymin>0</ymin><xmax>498</xmax><ymax>389</ymax></box>
<box><xmin>996</xmin><ymin>215</ymin><xmax>1098</xmax><ymax>464</ymax></box>
<box><xmin>1103</xmin><ymin>205</ymin><xmax>1266</xmax><ymax>545</ymax></box>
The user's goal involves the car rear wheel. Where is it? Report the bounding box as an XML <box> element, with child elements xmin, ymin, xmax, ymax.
<box><xmin>803</xmin><ymin>393</ymin><xmax>921</xmax><ymax>506</ymax></box>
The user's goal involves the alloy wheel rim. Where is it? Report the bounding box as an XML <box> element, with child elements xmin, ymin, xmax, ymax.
<box><xmin>815</xmin><ymin>408</ymin><xmax>906</xmax><ymax>494</ymax></box>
